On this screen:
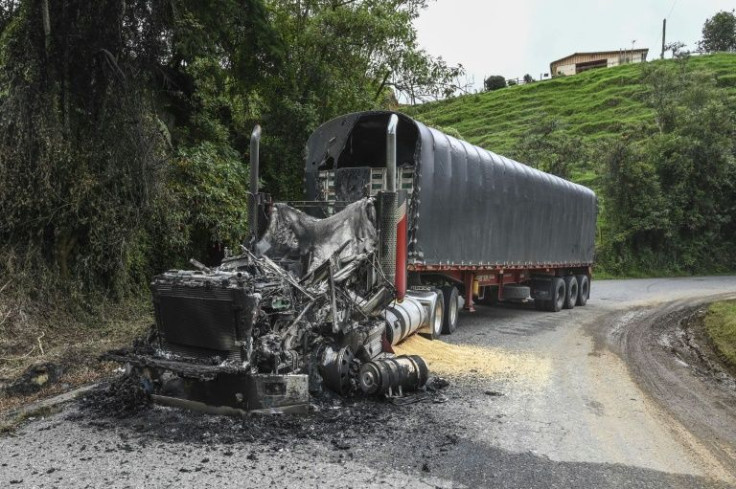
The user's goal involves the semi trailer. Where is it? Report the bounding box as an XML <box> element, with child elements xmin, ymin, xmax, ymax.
<box><xmin>296</xmin><ymin>111</ymin><xmax>597</xmax><ymax>339</ymax></box>
<box><xmin>108</xmin><ymin>110</ymin><xmax>597</xmax><ymax>414</ymax></box>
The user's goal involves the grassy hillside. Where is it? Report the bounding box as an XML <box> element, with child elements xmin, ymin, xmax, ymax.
<box><xmin>407</xmin><ymin>54</ymin><xmax>736</xmax><ymax>158</ymax></box>
<box><xmin>407</xmin><ymin>54</ymin><xmax>736</xmax><ymax>277</ymax></box>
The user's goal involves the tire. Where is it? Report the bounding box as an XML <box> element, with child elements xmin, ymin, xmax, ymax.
<box><xmin>575</xmin><ymin>274</ymin><xmax>590</xmax><ymax>306</ymax></box>
<box><xmin>440</xmin><ymin>286</ymin><xmax>459</xmax><ymax>334</ymax></box>
<box><xmin>563</xmin><ymin>275</ymin><xmax>578</xmax><ymax>310</ymax></box>
<box><xmin>429</xmin><ymin>289</ymin><xmax>445</xmax><ymax>339</ymax></box>
<box><xmin>548</xmin><ymin>277</ymin><xmax>566</xmax><ymax>312</ymax></box>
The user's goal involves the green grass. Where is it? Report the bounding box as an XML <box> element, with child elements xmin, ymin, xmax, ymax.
<box><xmin>406</xmin><ymin>54</ymin><xmax>736</xmax><ymax>156</ymax></box>
<box><xmin>704</xmin><ymin>300</ymin><xmax>736</xmax><ymax>371</ymax></box>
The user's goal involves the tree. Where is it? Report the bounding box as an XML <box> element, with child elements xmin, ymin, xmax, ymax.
<box><xmin>598</xmin><ymin>138</ymin><xmax>671</xmax><ymax>274</ymax></box>
<box><xmin>523</xmin><ymin>73</ymin><xmax>535</xmax><ymax>84</ymax></box>
<box><xmin>698</xmin><ymin>10</ymin><xmax>736</xmax><ymax>53</ymax></box>
<box><xmin>390</xmin><ymin>50</ymin><xmax>466</xmax><ymax>105</ymax></box>
<box><xmin>258</xmin><ymin>0</ymin><xmax>465</xmax><ymax>200</ymax></box>
<box><xmin>664</xmin><ymin>41</ymin><xmax>688</xmax><ymax>59</ymax></box>
<box><xmin>484</xmin><ymin>75</ymin><xmax>506</xmax><ymax>91</ymax></box>
<box><xmin>507</xmin><ymin>78</ymin><xmax>518</xmax><ymax>86</ymax></box>
<box><xmin>0</xmin><ymin>0</ymin><xmax>281</xmax><ymax>290</ymax></box>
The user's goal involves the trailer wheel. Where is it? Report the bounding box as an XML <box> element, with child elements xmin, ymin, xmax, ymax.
<box><xmin>563</xmin><ymin>276</ymin><xmax>578</xmax><ymax>309</ymax></box>
<box><xmin>441</xmin><ymin>286</ymin><xmax>459</xmax><ymax>334</ymax></box>
<box><xmin>575</xmin><ymin>275</ymin><xmax>590</xmax><ymax>306</ymax></box>
<box><xmin>429</xmin><ymin>289</ymin><xmax>445</xmax><ymax>339</ymax></box>
<box><xmin>548</xmin><ymin>277</ymin><xmax>566</xmax><ymax>312</ymax></box>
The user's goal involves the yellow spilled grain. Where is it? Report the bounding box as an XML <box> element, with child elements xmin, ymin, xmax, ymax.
<box><xmin>393</xmin><ymin>334</ymin><xmax>551</xmax><ymax>383</ymax></box>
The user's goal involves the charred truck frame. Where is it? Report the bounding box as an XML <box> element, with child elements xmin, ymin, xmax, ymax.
<box><xmin>108</xmin><ymin>111</ymin><xmax>596</xmax><ymax>415</ymax></box>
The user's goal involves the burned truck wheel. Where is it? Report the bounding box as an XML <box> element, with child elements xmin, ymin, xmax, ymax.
<box><xmin>441</xmin><ymin>285</ymin><xmax>459</xmax><ymax>334</ymax></box>
<box><xmin>320</xmin><ymin>346</ymin><xmax>356</xmax><ymax>396</ymax></box>
<box><xmin>548</xmin><ymin>277</ymin><xmax>566</xmax><ymax>312</ymax></box>
<box><xmin>563</xmin><ymin>275</ymin><xmax>578</xmax><ymax>310</ymax></box>
<box><xmin>575</xmin><ymin>274</ymin><xmax>590</xmax><ymax>306</ymax></box>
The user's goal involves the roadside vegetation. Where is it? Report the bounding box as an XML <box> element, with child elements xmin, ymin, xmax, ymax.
<box><xmin>704</xmin><ymin>300</ymin><xmax>736</xmax><ymax>372</ymax></box>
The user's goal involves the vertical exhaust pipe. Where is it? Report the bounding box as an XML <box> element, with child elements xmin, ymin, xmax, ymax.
<box><xmin>387</xmin><ymin>115</ymin><xmax>408</xmax><ymax>301</ymax></box>
<box><xmin>379</xmin><ymin>114</ymin><xmax>407</xmax><ymax>302</ymax></box>
<box><xmin>249</xmin><ymin>125</ymin><xmax>262</xmax><ymax>244</ymax></box>
<box><xmin>386</xmin><ymin>114</ymin><xmax>398</xmax><ymax>192</ymax></box>
<box><xmin>378</xmin><ymin>116</ymin><xmax>398</xmax><ymax>292</ymax></box>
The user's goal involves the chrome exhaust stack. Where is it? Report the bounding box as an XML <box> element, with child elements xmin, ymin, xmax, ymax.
<box><xmin>386</xmin><ymin>114</ymin><xmax>398</xmax><ymax>192</ymax></box>
<box><xmin>249</xmin><ymin>124</ymin><xmax>262</xmax><ymax>244</ymax></box>
<box><xmin>378</xmin><ymin>115</ymin><xmax>400</xmax><ymax>290</ymax></box>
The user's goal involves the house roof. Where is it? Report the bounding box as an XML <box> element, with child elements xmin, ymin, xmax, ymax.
<box><xmin>550</xmin><ymin>49</ymin><xmax>649</xmax><ymax>67</ymax></box>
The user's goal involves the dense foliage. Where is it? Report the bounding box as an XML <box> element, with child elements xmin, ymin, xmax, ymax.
<box><xmin>0</xmin><ymin>0</ymin><xmax>463</xmax><ymax>301</ymax></box>
<box><xmin>599</xmin><ymin>60</ymin><xmax>736</xmax><ymax>274</ymax></box>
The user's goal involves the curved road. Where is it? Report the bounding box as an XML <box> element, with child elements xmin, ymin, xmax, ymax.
<box><xmin>2</xmin><ymin>277</ymin><xmax>736</xmax><ymax>488</ymax></box>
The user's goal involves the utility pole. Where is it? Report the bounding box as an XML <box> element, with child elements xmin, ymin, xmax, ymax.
<box><xmin>630</xmin><ymin>40</ymin><xmax>636</xmax><ymax>63</ymax></box>
<box><xmin>661</xmin><ymin>18</ymin><xmax>666</xmax><ymax>59</ymax></box>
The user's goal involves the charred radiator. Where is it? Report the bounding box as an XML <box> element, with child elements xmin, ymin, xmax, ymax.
<box><xmin>151</xmin><ymin>271</ymin><xmax>257</xmax><ymax>363</ymax></box>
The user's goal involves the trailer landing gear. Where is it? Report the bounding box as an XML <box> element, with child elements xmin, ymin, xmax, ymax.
<box><xmin>463</xmin><ymin>273</ymin><xmax>475</xmax><ymax>312</ymax></box>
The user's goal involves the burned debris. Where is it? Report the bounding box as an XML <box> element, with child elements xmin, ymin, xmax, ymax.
<box><xmin>105</xmin><ymin>198</ymin><xmax>432</xmax><ymax>415</ymax></box>
<box><xmin>4</xmin><ymin>362</ymin><xmax>63</xmax><ymax>397</ymax></box>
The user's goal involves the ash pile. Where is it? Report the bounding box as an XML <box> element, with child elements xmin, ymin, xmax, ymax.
<box><xmin>106</xmin><ymin>198</ymin><xmax>433</xmax><ymax>415</ymax></box>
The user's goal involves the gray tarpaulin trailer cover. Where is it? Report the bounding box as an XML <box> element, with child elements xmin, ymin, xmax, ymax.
<box><xmin>305</xmin><ymin>111</ymin><xmax>597</xmax><ymax>269</ymax></box>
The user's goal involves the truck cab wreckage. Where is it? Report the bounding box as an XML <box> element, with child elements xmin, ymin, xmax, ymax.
<box><xmin>107</xmin><ymin>115</ymin><xmax>438</xmax><ymax>415</ymax></box>
<box><xmin>107</xmin><ymin>111</ymin><xmax>597</xmax><ymax>415</ymax></box>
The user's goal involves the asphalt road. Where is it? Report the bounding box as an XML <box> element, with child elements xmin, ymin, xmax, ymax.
<box><xmin>3</xmin><ymin>276</ymin><xmax>736</xmax><ymax>489</ymax></box>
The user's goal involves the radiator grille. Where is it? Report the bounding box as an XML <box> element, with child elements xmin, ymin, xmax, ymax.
<box><xmin>152</xmin><ymin>284</ymin><xmax>247</xmax><ymax>361</ymax></box>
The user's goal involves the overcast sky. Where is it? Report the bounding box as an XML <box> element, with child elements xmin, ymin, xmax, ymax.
<box><xmin>414</xmin><ymin>0</ymin><xmax>735</xmax><ymax>91</ymax></box>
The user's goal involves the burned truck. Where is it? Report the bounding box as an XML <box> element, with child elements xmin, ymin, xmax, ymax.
<box><xmin>108</xmin><ymin>111</ymin><xmax>596</xmax><ymax>414</ymax></box>
<box><xmin>107</xmin><ymin>196</ymin><xmax>430</xmax><ymax>414</ymax></box>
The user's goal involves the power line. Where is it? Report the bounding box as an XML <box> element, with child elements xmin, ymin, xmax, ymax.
<box><xmin>666</xmin><ymin>0</ymin><xmax>679</xmax><ymax>19</ymax></box>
